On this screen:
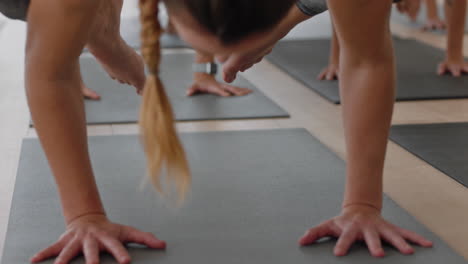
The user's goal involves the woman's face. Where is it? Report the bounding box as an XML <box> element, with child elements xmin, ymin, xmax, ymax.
<box><xmin>168</xmin><ymin>7</ymin><xmax>264</xmax><ymax>59</ymax></box>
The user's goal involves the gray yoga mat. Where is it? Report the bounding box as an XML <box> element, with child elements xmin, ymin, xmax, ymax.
<box><xmin>391</xmin><ymin>5</ymin><xmax>468</xmax><ymax>34</ymax></box>
<box><xmin>268</xmin><ymin>38</ymin><xmax>468</xmax><ymax>104</ymax></box>
<box><xmin>2</xmin><ymin>129</ymin><xmax>466</xmax><ymax>264</ymax></box>
<box><xmin>390</xmin><ymin>122</ymin><xmax>468</xmax><ymax>188</ymax></box>
<box><xmin>75</xmin><ymin>52</ymin><xmax>288</xmax><ymax>124</ymax></box>
<box><xmin>120</xmin><ymin>16</ymin><xmax>189</xmax><ymax>49</ymax></box>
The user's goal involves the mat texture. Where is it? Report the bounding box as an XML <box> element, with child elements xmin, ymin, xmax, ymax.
<box><xmin>390</xmin><ymin>122</ymin><xmax>468</xmax><ymax>188</ymax></box>
<box><xmin>76</xmin><ymin>53</ymin><xmax>288</xmax><ymax>124</ymax></box>
<box><xmin>2</xmin><ymin>129</ymin><xmax>466</xmax><ymax>264</ymax></box>
<box><xmin>120</xmin><ymin>16</ymin><xmax>189</xmax><ymax>49</ymax></box>
<box><xmin>267</xmin><ymin>38</ymin><xmax>468</xmax><ymax>104</ymax></box>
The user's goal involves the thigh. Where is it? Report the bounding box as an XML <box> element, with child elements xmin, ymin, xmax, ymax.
<box><xmin>0</xmin><ymin>0</ymin><xmax>30</xmax><ymax>21</ymax></box>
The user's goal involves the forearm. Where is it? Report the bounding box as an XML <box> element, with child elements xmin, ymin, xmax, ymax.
<box><xmin>26</xmin><ymin>0</ymin><xmax>104</xmax><ymax>224</ymax></box>
<box><xmin>26</xmin><ymin>68</ymin><xmax>105</xmax><ymax>223</ymax></box>
<box><xmin>340</xmin><ymin>59</ymin><xmax>395</xmax><ymax>210</ymax></box>
<box><xmin>445</xmin><ymin>0</ymin><xmax>466</xmax><ymax>61</ymax></box>
<box><xmin>328</xmin><ymin>0</ymin><xmax>394</xmax><ymax>210</ymax></box>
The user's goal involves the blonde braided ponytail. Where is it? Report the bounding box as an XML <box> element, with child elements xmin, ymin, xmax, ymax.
<box><xmin>139</xmin><ymin>0</ymin><xmax>191</xmax><ymax>201</ymax></box>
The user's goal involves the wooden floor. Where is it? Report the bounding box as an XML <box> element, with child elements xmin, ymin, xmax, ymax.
<box><xmin>1</xmin><ymin>6</ymin><xmax>468</xmax><ymax>261</ymax></box>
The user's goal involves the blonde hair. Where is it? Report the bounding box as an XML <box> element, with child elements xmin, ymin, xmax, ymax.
<box><xmin>139</xmin><ymin>0</ymin><xmax>191</xmax><ymax>201</ymax></box>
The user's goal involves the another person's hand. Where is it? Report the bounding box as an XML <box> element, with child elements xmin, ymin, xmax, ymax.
<box><xmin>187</xmin><ymin>72</ymin><xmax>252</xmax><ymax>97</ymax></box>
<box><xmin>438</xmin><ymin>60</ymin><xmax>468</xmax><ymax>76</ymax></box>
<box><xmin>317</xmin><ymin>64</ymin><xmax>340</xmax><ymax>81</ymax></box>
<box><xmin>397</xmin><ymin>0</ymin><xmax>422</xmax><ymax>21</ymax></box>
<box><xmin>299</xmin><ymin>205</ymin><xmax>433</xmax><ymax>257</ymax></box>
<box><xmin>422</xmin><ymin>18</ymin><xmax>446</xmax><ymax>31</ymax></box>
<box><xmin>30</xmin><ymin>214</ymin><xmax>166</xmax><ymax>264</ymax></box>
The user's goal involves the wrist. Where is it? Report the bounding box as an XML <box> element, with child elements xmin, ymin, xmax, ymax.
<box><xmin>342</xmin><ymin>202</ymin><xmax>382</xmax><ymax>213</ymax></box>
<box><xmin>446</xmin><ymin>51</ymin><xmax>464</xmax><ymax>63</ymax></box>
<box><xmin>66</xmin><ymin>211</ymin><xmax>106</xmax><ymax>225</ymax></box>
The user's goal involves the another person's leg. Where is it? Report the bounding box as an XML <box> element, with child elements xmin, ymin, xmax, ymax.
<box><xmin>317</xmin><ymin>22</ymin><xmax>340</xmax><ymax>81</ymax></box>
<box><xmin>188</xmin><ymin>51</ymin><xmax>252</xmax><ymax>97</ymax></box>
<box><xmin>166</xmin><ymin>13</ymin><xmax>252</xmax><ymax>97</ymax></box>
<box><xmin>423</xmin><ymin>0</ymin><xmax>446</xmax><ymax>31</ymax></box>
<box><xmin>438</xmin><ymin>0</ymin><xmax>468</xmax><ymax>76</ymax></box>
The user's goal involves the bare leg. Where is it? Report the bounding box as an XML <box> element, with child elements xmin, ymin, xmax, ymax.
<box><xmin>438</xmin><ymin>0</ymin><xmax>468</xmax><ymax>76</ymax></box>
<box><xmin>423</xmin><ymin>0</ymin><xmax>446</xmax><ymax>31</ymax></box>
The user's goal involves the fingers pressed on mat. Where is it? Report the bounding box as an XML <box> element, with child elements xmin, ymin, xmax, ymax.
<box><xmin>334</xmin><ymin>229</ymin><xmax>358</xmax><ymax>256</ymax></box>
<box><xmin>363</xmin><ymin>228</ymin><xmax>385</xmax><ymax>258</ymax></box>
<box><xmin>99</xmin><ymin>236</ymin><xmax>131</xmax><ymax>264</ymax></box>
<box><xmin>83</xmin><ymin>237</ymin><xmax>100</xmax><ymax>264</ymax></box>
<box><xmin>380</xmin><ymin>228</ymin><xmax>414</xmax><ymax>255</ymax></box>
<box><xmin>54</xmin><ymin>238</ymin><xmax>82</xmax><ymax>264</ymax></box>
<box><xmin>121</xmin><ymin>226</ymin><xmax>167</xmax><ymax>249</ymax></box>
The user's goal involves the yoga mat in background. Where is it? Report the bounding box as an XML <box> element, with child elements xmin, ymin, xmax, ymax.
<box><xmin>2</xmin><ymin>129</ymin><xmax>466</xmax><ymax>263</ymax></box>
<box><xmin>390</xmin><ymin>122</ymin><xmax>468</xmax><ymax>188</ymax></box>
<box><xmin>267</xmin><ymin>38</ymin><xmax>468</xmax><ymax>104</ymax></box>
<box><xmin>120</xmin><ymin>16</ymin><xmax>189</xmax><ymax>49</ymax></box>
<box><xmin>390</xmin><ymin>5</ymin><xmax>468</xmax><ymax>34</ymax></box>
<box><xmin>76</xmin><ymin>52</ymin><xmax>288</xmax><ymax>124</ymax></box>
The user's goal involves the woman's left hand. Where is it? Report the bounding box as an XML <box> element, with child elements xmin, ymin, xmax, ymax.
<box><xmin>299</xmin><ymin>205</ymin><xmax>433</xmax><ymax>258</ymax></box>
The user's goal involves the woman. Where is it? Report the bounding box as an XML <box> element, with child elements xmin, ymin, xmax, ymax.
<box><xmin>0</xmin><ymin>1</ymin><xmax>432</xmax><ymax>263</ymax></box>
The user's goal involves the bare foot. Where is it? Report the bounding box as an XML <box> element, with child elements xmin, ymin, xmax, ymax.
<box><xmin>422</xmin><ymin>18</ymin><xmax>446</xmax><ymax>31</ymax></box>
<box><xmin>85</xmin><ymin>0</ymin><xmax>146</xmax><ymax>94</ymax></box>
<box><xmin>81</xmin><ymin>80</ymin><xmax>101</xmax><ymax>100</ymax></box>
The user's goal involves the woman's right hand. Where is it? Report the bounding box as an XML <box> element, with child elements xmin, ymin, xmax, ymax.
<box><xmin>30</xmin><ymin>214</ymin><xmax>166</xmax><ymax>264</ymax></box>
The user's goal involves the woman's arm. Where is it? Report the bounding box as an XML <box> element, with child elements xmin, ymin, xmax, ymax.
<box><xmin>26</xmin><ymin>0</ymin><xmax>104</xmax><ymax>226</ymax></box>
<box><xmin>299</xmin><ymin>0</ymin><xmax>433</xmax><ymax>257</ymax></box>
<box><xmin>26</xmin><ymin>1</ymin><xmax>164</xmax><ymax>263</ymax></box>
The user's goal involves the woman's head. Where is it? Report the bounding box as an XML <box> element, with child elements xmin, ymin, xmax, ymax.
<box><xmin>138</xmin><ymin>0</ymin><xmax>295</xmax><ymax>201</ymax></box>
<box><xmin>164</xmin><ymin>0</ymin><xmax>296</xmax><ymax>54</ymax></box>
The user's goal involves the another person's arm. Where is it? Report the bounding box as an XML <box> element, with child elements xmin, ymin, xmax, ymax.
<box><xmin>317</xmin><ymin>23</ymin><xmax>340</xmax><ymax>81</ymax></box>
<box><xmin>438</xmin><ymin>0</ymin><xmax>468</xmax><ymax>76</ymax></box>
<box><xmin>26</xmin><ymin>1</ymin><xmax>164</xmax><ymax>263</ymax></box>
<box><xmin>299</xmin><ymin>0</ymin><xmax>432</xmax><ymax>257</ymax></box>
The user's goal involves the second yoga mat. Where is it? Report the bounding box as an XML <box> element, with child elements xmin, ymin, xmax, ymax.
<box><xmin>390</xmin><ymin>122</ymin><xmax>468</xmax><ymax>188</ymax></box>
<box><xmin>268</xmin><ymin>38</ymin><xmax>468</xmax><ymax>104</ymax></box>
<box><xmin>2</xmin><ymin>129</ymin><xmax>466</xmax><ymax>263</ymax></box>
<box><xmin>78</xmin><ymin>52</ymin><xmax>288</xmax><ymax>124</ymax></box>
